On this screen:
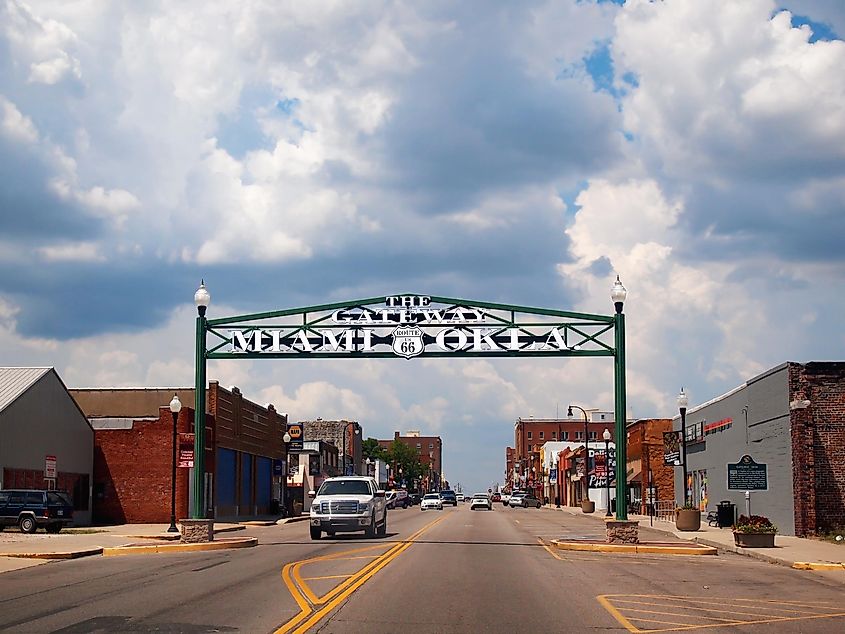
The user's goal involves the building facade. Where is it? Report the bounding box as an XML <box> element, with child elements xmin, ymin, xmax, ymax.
<box><xmin>72</xmin><ymin>382</ymin><xmax>286</xmax><ymax>522</ymax></box>
<box><xmin>626</xmin><ymin>418</ymin><xmax>674</xmax><ymax>514</ymax></box>
<box><xmin>378</xmin><ymin>431</ymin><xmax>443</xmax><ymax>492</ymax></box>
<box><xmin>675</xmin><ymin>362</ymin><xmax>845</xmax><ymax>537</ymax></box>
<box><xmin>301</xmin><ymin>419</ymin><xmax>362</xmax><ymax>475</ymax></box>
<box><xmin>0</xmin><ymin>368</ymin><xmax>94</xmax><ymax>525</ymax></box>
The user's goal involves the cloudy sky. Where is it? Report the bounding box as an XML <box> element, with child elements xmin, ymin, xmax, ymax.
<box><xmin>2</xmin><ymin>0</ymin><xmax>844</xmax><ymax>493</ymax></box>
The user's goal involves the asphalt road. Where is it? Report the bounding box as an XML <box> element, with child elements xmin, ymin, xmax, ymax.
<box><xmin>1</xmin><ymin>505</ymin><xmax>844</xmax><ymax>633</ymax></box>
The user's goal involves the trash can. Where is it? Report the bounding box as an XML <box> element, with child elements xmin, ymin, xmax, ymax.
<box><xmin>717</xmin><ymin>500</ymin><xmax>736</xmax><ymax>528</ymax></box>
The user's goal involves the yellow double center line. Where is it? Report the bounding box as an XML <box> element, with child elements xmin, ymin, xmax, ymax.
<box><xmin>275</xmin><ymin>514</ymin><xmax>447</xmax><ymax>634</ymax></box>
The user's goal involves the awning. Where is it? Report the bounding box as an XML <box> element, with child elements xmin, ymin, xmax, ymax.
<box><xmin>627</xmin><ymin>469</ymin><xmax>641</xmax><ymax>484</ymax></box>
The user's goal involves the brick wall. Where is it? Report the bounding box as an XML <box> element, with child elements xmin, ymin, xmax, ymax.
<box><xmin>790</xmin><ymin>362</ymin><xmax>845</xmax><ymax>536</ymax></box>
<box><xmin>93</xmin><ymin>407</ymin><xmax>212</xmax><ymax>524</ymax></box>
<box><xmin>627</xmin><ymin>418</ymin><xmax>675</xmax><ymax>511</ymax></box>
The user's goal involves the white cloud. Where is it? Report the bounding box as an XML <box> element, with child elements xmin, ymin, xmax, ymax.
<box><xmin>37</xmin><ymin>241</ymin><xmax>104</xmax><ymax>262</ymax></box>
<box><xmin>0</xmin><ymin>95</ymin><xmax>38</xmax><ymax>143</ymax></box>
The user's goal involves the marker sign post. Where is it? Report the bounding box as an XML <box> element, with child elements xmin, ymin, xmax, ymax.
<box><xmin>727</xmin><ymin>455</ymin><xmax>768</xmax><ymax>491</ymax></box>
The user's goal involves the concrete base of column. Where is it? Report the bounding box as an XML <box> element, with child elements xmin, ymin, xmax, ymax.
<box><xmin>179</xmin><ymin>519</ymin><xmax>215</xmax><ymax>543</ymax></box>
<box><xmin>605</xmin><ymin>519</ymin><xmax>639</xmax><ymax>544</ymax></box>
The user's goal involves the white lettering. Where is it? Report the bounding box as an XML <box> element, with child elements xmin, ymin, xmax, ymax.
<box><xmin>253</xmin><ymin>329</ymin><xmax>265</xmax><ymax>352</ymax></box>
<box><xmin>435</xmin><ymin>328</ymin><xmax>468</xmax><ymax>351</ymax></box>
<box><xmin>321</xmin><ymin>329</ymin><xmax>355</xmax><ymax>352</ymax></box>
<box><xmin>472</xmin><ymin>328</ymin><xmax>501</xmax><ymax>351</ymax></box>
<box><xmin>331</xmin><ymin>310</ymin><xmax>353</xmax><ymax>323</ymax></box>
<box><xmin>542</xmin><ymin>328</ymin><xmax>569</xmax><ymax>351</ymax></box>
<box><xmin>270</xmin><ymin>330</ymin><xmax>283</xmax><ymax>352</ymax></box>
<box><xmin>292</xmin><ymin>331</ymin><xmax>314</xmax><ymax>352</ymax></box>
<box><xmin>420</xmin><ymin>310</ymin><xmax>446</xmax><ymax>323</ymax></box>
<box><xmin>231</xmin><ymin>330</ymin><xmax>251</xmax><ymax>352</ymax></box>
<box><xmin>361</xmin><ymin>328</ymin><xmax>375</xmax><ymax>351</ymax></box>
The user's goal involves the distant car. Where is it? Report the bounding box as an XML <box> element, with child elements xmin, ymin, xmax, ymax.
<box><xmin>510</xmin><ymin>492</ymin><xmax>541</xmax><ymax>508</ymax></box>
<box><xmin>0</xmin><ymin>489</ymin><xmax>75</xmax><ymax>533</ymax></box>
<box><xmin>491</xmin><ymin>492</ymin><xmax>502</xmax><ymax>503</ymax></box>
<box><xmin>501</xmin><ymin>493</ymin><xmax>511</xmax><ymax>506</ymax></box>
<box><xmin>470</xmin><ymin>494</ymin><xmax>492</xmax><ymax>511</ymax></box>
<box><xmin>440</xmin><ymin>490</ymin><xmax>457</xmax><ymax>506</ymax></box>
<box><xmin>507</xmin><ymin>492</ymin><xmax>526</xmax><ymax>508</ymax></box>
<box><xmin>385</xmin><ymin>491</ymin><xmax>397</xmax><ymax>509</ymax></box>
<box><xmin>456</xmin><ymin>493</ymin><xmax>465</xmax><ymax>503</ymax></box>
<box><xmin>420</xmin><ymin>493</ymin><xmax>443</xmax><ymax>511</ymax></box>
<box><xmin>393</xmin><ymin>490</ymin><xmax>410</xmax><ymax>509</ymax></box>
<box><xmin>408</xmin><ymin>493</ymin><xmax>421</xmax><ymax>506</ymax></box>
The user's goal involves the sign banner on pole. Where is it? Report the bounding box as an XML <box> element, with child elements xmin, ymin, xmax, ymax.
<box><xmin>663</xmin><ymin>431</ymin><xmax>681</xmax><ymax>466</ymax></box>
<box><xmin>549</xmin><ymin>468</ymin><xmax>558</xmax><ymax>485</ymax></box>
<box><xmin>286</xmin><ymin>422</ymin><xmax>304</xmax><ymax>451</ymax></box>
<box><xmin>178</xmin><ymin>433</ymin><xmax>195</xmax><ymax>468</ymax></box>
<box><xmin>588</xmin><ymin>448</ymin><xmax>616</xmax><ymax>489</ymax></box>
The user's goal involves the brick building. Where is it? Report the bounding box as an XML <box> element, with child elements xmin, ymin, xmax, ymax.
<box><xmin>676</xmin><ymin>361</ymin><xmax>845</xmax><ymax>537</ymax></box>
<box><xmin>72</xmin><ymin>382</ymin><xmax>286</xmax><ymax>523</ymax></box>
<box><xmin>625</xmin><ymin>418</ymin><xmax>674</xmax><ymax>514</ymax></box>
<box><xmin>301</xmin><ymin>419</ymin><xmax>362</xmax><ymax>475</ymax></box>
<box><xmin>378</xmin><ymin>431</ymin><xmax>443</xmax><ymax>491</ymax></box>
<box><xmin>511</xmin><ymin>414</ymin><xmax>617</xmax><ymax>496</ymax></box>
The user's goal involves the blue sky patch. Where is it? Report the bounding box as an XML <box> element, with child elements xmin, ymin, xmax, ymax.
<box><xmin>788</xmin><ymin>13</ymin><xmax>840</xmax><ymax>41</ymax></box>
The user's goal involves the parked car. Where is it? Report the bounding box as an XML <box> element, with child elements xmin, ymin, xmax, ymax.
<box><xmin>470</xmin><ymin>494</ymin><xmax>492</xmax><ymax>511</ymax></box>
<box><xmin>507</xmin><ymin>492</ymin><xmax>526</xmax><ymax>508</ymax></box>
<box><xmin>0</xmin><ymin>489</ymin><xmax>74</xmax><ymax>533</ymax></box>
<box><xmin>420</xmin><ymin>493</ymin><xmax>443</xmax><ymax>511</ymax></box>
<box><xmin>308</xmin><ymin>476</ymin><xmax>387</xmax><ymax>540</ymax></box>
<box><xmin>440</xmin><ymin>490</ymin><xmax>458</xmax><ymax>506</ymax></box>
<box><xmin>408</xmin><ymin>493</ymin><xmax>422</xmax><ymax>506</ymax></box>
<box><xmin>385</xmin><ymin>491</ymin><xmax>397</xmax><ymax>509</ymax></box>
<box><xmin>491</xmin><ymin>492</ymin><xmax>502</xmax><ymax>503</ymax></box>
<box><xmin>510</xmin><ymin>492</ymin><xmax>542</xmax><ymax>508</ymax></box>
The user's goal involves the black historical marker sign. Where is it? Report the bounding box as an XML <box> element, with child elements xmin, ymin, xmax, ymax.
<box><xmin>727</xmin><ymin>454</ymin><xmax>768</xmax><ymax>491</ymax></box>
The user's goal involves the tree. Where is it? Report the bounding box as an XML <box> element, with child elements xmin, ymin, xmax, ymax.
<box><xmin>386</xmin><ymin>440</ymin><xmax>427</xmax><ymax>487</ymax></box>
<box><xmin>362</xmin><ymin>437</ymin><xmax>387</xmax><ymax>462</ymax></box>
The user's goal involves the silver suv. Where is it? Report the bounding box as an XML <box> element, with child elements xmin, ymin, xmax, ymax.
<box><xmin>308</xmin><ymin>476</ymin><xmax>387</xmax><ymax>540</ymax></box>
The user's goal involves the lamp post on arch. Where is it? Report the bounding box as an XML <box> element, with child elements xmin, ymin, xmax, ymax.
<box><xmin>192</xmin><ymin>281</ymin><xmax>210</xmax><ymax>519</ymax></box>
<box><xmin>611</xmin><ymin>275</ymin><xmax>628</xmax><ymax>521</ymax></box>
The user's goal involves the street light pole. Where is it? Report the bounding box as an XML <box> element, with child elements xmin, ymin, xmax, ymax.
<box><xmin>193</xmin><ymin>281</ymin><xmax>210</xmax><ymax>519</ymax></box>
<box><xmin>168</xmin><ymin>394</ymin><xmax>182</xmax><ymax>532</ymax></box>
<box><xmin>611</xmin><ymin>275</ymin><xmax>628</xmax><ymax>521</ymax></box>
<box><xmin>568</xmin><ymin>405</ymin><xmax>590</xmax><ymax>505</ymax></box>
<box><xmin>603</xmin><ymin>428</ymin><xmax>612</xmax><ymax>517</ymax></box>
<box><xmin>678</xmin><ymin>388</ymin><xmax>689</xmax><ymax>506</ymax></box>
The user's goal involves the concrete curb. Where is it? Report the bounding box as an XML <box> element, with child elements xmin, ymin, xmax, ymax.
<box><xmin>0</xmin><ymin>547</ymin><xmax>103</xmax><ymax>560</ymax></box>
<box><xmin>215</xmin><ymin>525</ymin><xmax>247</xmax><ymax>533</ymax></box>
<box><xmin>276</xmin><ymin>516</ymin><xmax>309</xmax><ymax>525</ymax></box>
<box><xmin>239</xmin><ymin>521</ymin><xmax>277</xmax><ymax>526</ymax></box>
<box><xmin>551</xmin><ymin>539</ymin><xmax>717</xmax><ymax>556</ymax></box>
<box><xmin>102</xmin><ymin>536</ymin><xmax>258</xmax><ymax>556</ymax></box>
<box><xmin>691</xmin><ymin>537</ymin><xmax>796</xmax><ymax>567</ymax></box>
<box><xmin>792</xmin><ymin>562</ymin><xmax>845</xmax><ymax>571</ymax></box>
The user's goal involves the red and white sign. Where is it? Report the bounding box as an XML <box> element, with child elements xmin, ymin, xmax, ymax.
<box><xmin>45</xmin><ymin>455</ymin><xmax>57</xmax><ymax>479</ymax></box>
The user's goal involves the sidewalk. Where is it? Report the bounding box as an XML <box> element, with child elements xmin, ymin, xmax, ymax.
<box><xmin>0</xmin><ymin>522</ymin><xmax>247</xmax><ymax>574</ymax></box>
<box><xmin>550</xmin><ymin>504</ymin><xmax>845</xmax><ymax>571</ymax></box>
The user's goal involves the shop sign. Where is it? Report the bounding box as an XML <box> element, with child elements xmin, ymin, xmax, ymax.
<box><xmin>228</xmin><ymin>296</ymin><xmax>579</xmax><ymax>359</ymax></box>
<box><xmin>178</xmin><ymin>433</ymin><xmax>195</xmax><ymax>468</ymax></box>
<box><xmin>727</xmin><ymin>454</ymin><xmax>768</xmax><ymax>491</ymax></box>
<box><xmin>588</xmin><ymin>448</ymin><xmax>616</xmax><ymax>489</ymax></box>
<box><xmin>549</xmin><ymin>468</ymin><xmax>558</xmax><ymax>485</ymax></box>
<box><xmin>663</xmin><ymin>431</ymin><xmax>681</xmax><ymax>465</ymax></box>
<box><xmin>286</xmin><ymin>422</ymin><xmax>304</xmax><ymax>451</ymax></box>
<box><xmin>44</xmin><ymin>455</ymin><xmax>57</xmax><ymax>479</ymax></box>
<box><xmin>272</xmin><ymin>459</ymin><xmax>285</xmax><ymax>476</ymax></box>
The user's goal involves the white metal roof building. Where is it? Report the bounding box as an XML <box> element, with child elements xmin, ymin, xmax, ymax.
<box><xmin>0</xmin><ymin>367</ymin><xmax>94</xmax><ymax>525</ymax></box>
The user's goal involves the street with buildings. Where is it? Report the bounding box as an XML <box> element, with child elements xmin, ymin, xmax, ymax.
<box><xmin>2</xmin><ymin>504</ymin><xmax>845</xmax><ymax>633</ymax></box>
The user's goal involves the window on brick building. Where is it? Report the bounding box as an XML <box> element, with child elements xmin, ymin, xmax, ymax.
<box><xmin>539</xmin><ymin>431</ymin><xmax>544</xmax><ymax>439</ymax></box>
<box><xmin>527</xmin><ymin>431</ymin><xmax>532</xmax><ymax>440</ymax></box>
<box><xmin>563</xmin><ymin>431</ymin><xmax>569</xmax><ymax>440</ymax></box>
<box><xmin>429</xmin><ymin>444</ymin><xmax>433</xmax><ymax>449</ymax></box>
<box><xmin>575</xmin><ymin>431</ymin><xmax>583</xmax><ymax>440</ymax></box>
<box><xmin>552</xmin><ymin>431</ymin><xmax>557</xmax><ymax>439</ymax></box>
<box><xmin>589</xmin><ymin>431</ymin><xmax>597</xmax><ymax>440</ymax></box>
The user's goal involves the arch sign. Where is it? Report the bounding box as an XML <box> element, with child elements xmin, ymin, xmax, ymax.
<box><xmin>191</xmin><ymin>290</ymin><xmax>629</xmax><ymax>522</ymax></box>
<box><xmin>213</xmin><ymin>294</ymin><xmax>617</xmax><ymax>360</ymax></box>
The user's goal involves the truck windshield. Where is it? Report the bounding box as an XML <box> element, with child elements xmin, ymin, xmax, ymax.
<box><xmin>318</xmin><ymin>480</ymin><xmax>371</xmax><ymax>496</ymax></box>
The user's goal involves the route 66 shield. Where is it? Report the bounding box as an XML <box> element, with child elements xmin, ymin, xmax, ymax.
<box><xmin>392</xmin><ymin>325</ymin><xmax>424</xmax><ymax>359</ymax></box>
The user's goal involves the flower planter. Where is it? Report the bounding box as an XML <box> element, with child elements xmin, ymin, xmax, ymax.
<box><xmin>675</xmin><ymin>508</ymin><xmax>701</xmax><ymax>531</ymax></box>
<box><xmin>734</xmin><ymin>532</ymin><xmax>775</xmax><ymax>548</ymax></box>
<box><xmin>581</xmin><ymin>500</ymin><xmax>595</xmax><ymax>513</ymax></box>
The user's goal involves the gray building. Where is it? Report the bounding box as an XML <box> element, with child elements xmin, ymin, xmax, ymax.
<box><xmin>301</xmin><ymin>419</ymin><xmax>362</xmax><ymax>475</ymax></box>
<box><xmin>0</xmin><ymin>368</ymin><xmax>94</xmax><ymax>525</ymax></box>
<box><xmin>674</xmin><ymin>362</ymin><xmax>845</xmax><ymax>537</ymax></box>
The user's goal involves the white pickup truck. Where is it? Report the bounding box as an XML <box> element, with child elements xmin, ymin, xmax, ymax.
<box><xmin>308</xmin><ymin>476</ymin><xmax>387</xmax><ymax>540</ymax></box>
